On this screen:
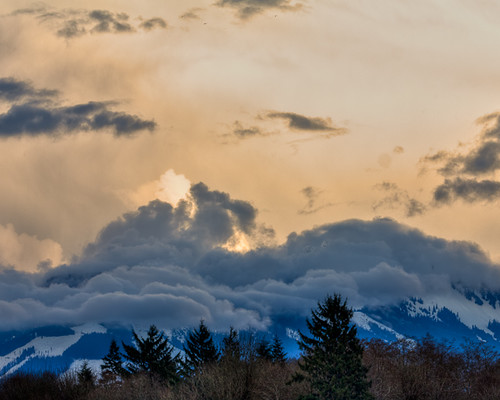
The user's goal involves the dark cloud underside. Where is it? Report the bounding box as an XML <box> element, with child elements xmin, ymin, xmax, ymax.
<box><xmin>0</xmin><ymin>78</ymin><xmax>155</xmax><ymax>137</ymax></box>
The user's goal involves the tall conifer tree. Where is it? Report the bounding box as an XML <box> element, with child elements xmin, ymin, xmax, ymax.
<box><xmin>122</xmin><ymin>325</ymin><xmax>179</xmax><ymax>384</ymax></box>
<box><xmin>221</xmin><ymin>326</ymin><xmax>241</xmax><ymax>361</ymax></box>
<box><xmin>297</xmin><ymin>294</ymin><xmax>373</xmax><ymax>400</ymax></box>
<box><xmin>183</xmin><ymin>320</ymin><xmax>219</xmax><ymax>375</ymax></box>
<box><xmin>270</xmin><ymin>334</ymin><xmax>287</xmax><ymax>364</ymax></box>
<box><xmin>101</xmin><ymin>338</ymin><xmax>126</xmax><ymax>379</ymax></box>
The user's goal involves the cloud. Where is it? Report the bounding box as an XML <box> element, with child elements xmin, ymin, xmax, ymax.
<box><xmin>423</xmin><ymin>111</ymin><xmax>500</xmax><ymax>204</ymax></box>
<box><xmin>8</xmin><ymin>6</ymin><xmax>166</xmax><ymax>38</ymax></box>
<box><xmin>231</xmin><ymin>121</ymin><xmax>268</xmax><ymax>138</ymax></box>
<box><xmin>156</xmin><ymin>169</ymin><xmax>191</xmax><ymax>206</ymax></box>
<box><xmin>0</xmin><ymin>78</ymin><xmax>155</xmax><ymax>137</ymax></box>
<box><xmin>1</xmin><ymin>183</ymin><xmax>499</xmax><ymax>332</ymax></box>
<box><xmin>139</xmin><ymin>17</ymin><xmax>167</xmax><ymax>31</ymax></box>
<box><xmin>298</xmin><ymin>186</ymin><xmax>334</xmax><ymax>215</ymax></box>
<box><xmin>225</xmin><ymin>112</ymin><xmax>347</xmax><ymax>142</ymax></box>
<box><xmin>180</xmin><ymin>8</ymin><xmax>204</xmax><ymax>21</ymax></box>
<box><xmin>216</xmin><ymin>0</ymin><xmax>303</xmax><ymax>20</ymax></box>
<box><xmin>0</xmin><ymin>77</ymin><xmax>57</xmax><ymax>102</ymax></box>
<box><xmin>0</xmin><ymin>223</ymin><xmax>63</xmax><ymax>272</ymax></box>
<box><xmin>266</xmin><ymin>112</ymin><xmax>346</xmax><ymax>135</ymax></box>
<box><xmin>373</xmin><ymin>182</ymin><xmax>426</xmax><ymax>217</ymax></box>
<box><xmin>433</xmin><ymin>178</ymin><xmax>500</xmax><ymax>204</ymax></box>
<box><xmin>88</xmin><ymin>10</ymin><xmax>134</xmax><ymax>33</ymax></box>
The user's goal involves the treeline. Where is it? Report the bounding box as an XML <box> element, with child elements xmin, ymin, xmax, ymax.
<box><xmin>364</xmin><ymin>336</ymin><xmax>500</xmax><ymax>400</ymax></box>
<box><xmin>0</xmin><ymin>295</ymin><xmax>499</xmax><ymax>400</ymax></box>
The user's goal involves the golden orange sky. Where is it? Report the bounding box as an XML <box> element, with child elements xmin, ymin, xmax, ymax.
<box><xmin>2</xmin><ymin>0</ymin><xmax>500</xmax><ymax>272</ymax></box>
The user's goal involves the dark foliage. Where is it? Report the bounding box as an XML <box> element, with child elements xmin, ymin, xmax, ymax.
<box><xmin>297</xmin><ymin>294</ymin><xmax>373</xmax><ymax>400</ymax></box>
<box><xmin>101</xmin><ymin>339</ymin><xmax>125</xmax><ymax>381</ymax></box>
<box><xmin>183</xmin><ymin>320</ymin><xmax>220</xmax><ymax>376</ymax></box>
<box><xmin>256</xmin><ymin>339</ymin><xmax>272</xmax><ymax>361</ymax></box>
<box><xmin>122</xmin><ymin>325</ymin><xmax>179</xmax><ymax>385</ymax></box>
<box><xmin>270</xmin><ymin>334</ymin><xmax>287</xmax><ymax>364</ymax></box>
<box><xmin>221</xmin><ymin>327</ymin><xmax>241</xmax><ymax>361</ymax></box>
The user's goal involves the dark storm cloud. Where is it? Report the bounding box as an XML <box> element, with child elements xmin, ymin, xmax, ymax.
<box><xmin>423</xmin><ymin>111</ymin><xmax>500</xmax><ymax>205</ymax></box>
<box><xmin>2</xmin><ymin>183</ymin><xmax>499</xmax><ymax>331</ymax></box>
<box><xmin>216</xmin><ymin>0</ymin><xmax>303</xmax><ymax>19</ymax></box>
<box><xmin>373</xmin><ymin>182</ymin><xmax>426</xmax><ymax>217</ymax></box>
<box><xmin>266</xmin><ymin>112</ymin><xmax>346</xmax><ymax>135</ymax></box>
<box><xmin>433</xmin><ymin>178</ymin><xmax>500</xmax><ymax>204</ymax></box>
<box><xmin>0</xmin><ymin>78</ymin><xmax>155</xmax><ymax>137</ymax></box>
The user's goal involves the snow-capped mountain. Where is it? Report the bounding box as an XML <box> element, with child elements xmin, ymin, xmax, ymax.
<box><xmin>1</xmin><ymin>287</ymin><xmax>500</xmax><ymax>376</ymax></box>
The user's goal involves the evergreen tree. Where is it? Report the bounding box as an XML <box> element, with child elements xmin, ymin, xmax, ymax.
<box><xmin>270</xmin><ymin>334</ymin><xmax>287</xmax><ymax>364</ymax></box>
<box><xmin>183</xmin><ymin>320</ymin><xmax>219</xmax><ymax>375</ymax></box>
<box><xmin>256</xmin><ymin>338</ymin><xmax>272</xmax><ymax>361</ymax></box>
<box><xmin>221</xmin><ymin>326</ymin><xmax>241</xmax><ymax>361</ymax></box>
<box><xmin>297</xmin><ymin>294</ymin><xmax>373</xmax><ymax>400</ymax></box>
<box><xmin>122</xmin><ymin>325</ymin><xmax>179</xmax><ymax>384</ymax></box>
<box><xmin>77</xmin><ymin>361</ymin><xmax>95</xmax><ymax>387</ymax></box>
<box><xmin>101</xmin><ymin>339</ymin><xmax>126</xmax><ymax>379</ymax></box>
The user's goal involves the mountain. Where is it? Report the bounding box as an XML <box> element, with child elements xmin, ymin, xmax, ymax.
<box><xmin>1</xmin><ymin>286</ymin><xmax>499</xmax><ymax>376</ymax></box>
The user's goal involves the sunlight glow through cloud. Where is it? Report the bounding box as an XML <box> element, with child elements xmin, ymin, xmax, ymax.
<box><xmin>155</xmin><ymin>169</ymin><xmax>191</xmax><ymax>206</ymax></box>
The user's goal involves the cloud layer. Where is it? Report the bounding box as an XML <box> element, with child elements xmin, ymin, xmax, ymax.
<box><xmin>1</xmin><ymin>182</ymin><xmax>499</xmax><ymax>332</ymax></box>
<box><xmin>9</xmin><ymin>6</ymin><xmax>167</xmax><ymax>39</ymax></box>
<box><xmin>0</xmin><ymin>78</ymin><xmax>155</xmax><ymax>137</ymax></box>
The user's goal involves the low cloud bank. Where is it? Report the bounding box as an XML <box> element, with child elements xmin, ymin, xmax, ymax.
<box><xmin>1</xmin><ymin>183</ymin><xmax>499</xmax><ymax>332</ymax></box>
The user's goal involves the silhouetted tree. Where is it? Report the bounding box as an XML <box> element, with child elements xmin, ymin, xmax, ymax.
<box><xmin>122</xmin><ymin>325</ymin><xmax>179</xmax><ymax>385</ymax></box>
<box><xmin>256</xmin><ymin>338</ymin><xmax>273</xmax><ymax>361</ymax></box>
<box><xmin>270</xmin><ymin>334</ymin><xmax>287</xmax><ymax>364</ymax></box>
<box><xmin>101</xmin><ymin>339</ymin><xmax>126</xmax><ymax>380</ymax></box>
<box><xmin>77</xmin><ymin>361</ymin><xmax>96</xmax><ymax>390</ymax></box>
<box><xmin>221</xmin><ymin>326</ymin><xmax>241</xmax><ymax>361</ymax></box>
<box><xmin>297</xmin><ymin>294</ymin><xmax>373</xmax><ymax>400</ymax></box>
<box><xmin>183</xmin><ymin>320</ymin><xmax>219</xmax><ymax>375</ymax></box>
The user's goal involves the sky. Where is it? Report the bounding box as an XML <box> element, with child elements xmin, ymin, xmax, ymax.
<box><xmin>1</xmin><ymin>0</ymin><xmax>500</xmax><ymax>331</ymax></box>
